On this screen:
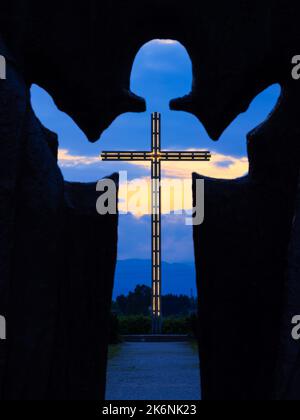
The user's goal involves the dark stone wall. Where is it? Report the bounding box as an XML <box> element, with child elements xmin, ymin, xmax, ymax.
<box><xmin>49</xmin><ymin>181</ymin><xmax>118</xmax><ymax>401</ymax></box>
<box><xmin>193</xmin><ymin>66</ymin><xmax>300</xmax><ymax>400</ymax></box>
<box><xmin>0</xmin><ymin>41</ymin><xmax>118</xmax><ymax>400</ymax></box>
<box><xmin>276</xmin><ymin>176</ymin><xmax>300</xmax><ymax>400</ymax></box>
<box><xmin>193</xmin><ymin>175</ymin><xmax>294</xmax><ymax>400</ymax></box>
<box><xmin>1</xmin><ymin>0</ymin><xmax>300</xmax><ymax>401</ymax></box>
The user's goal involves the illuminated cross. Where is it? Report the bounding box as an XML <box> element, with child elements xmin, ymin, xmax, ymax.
<box><xmin>101</xmin><ymin>113</ymin><xmax>211</xmax><ymax>334</ymax></box>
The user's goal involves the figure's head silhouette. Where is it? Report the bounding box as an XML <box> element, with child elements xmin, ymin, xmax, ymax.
<box><xmin>130</xmin><ymin>40</ymin><xmax>192</xmax><ymax>112</ymax></box>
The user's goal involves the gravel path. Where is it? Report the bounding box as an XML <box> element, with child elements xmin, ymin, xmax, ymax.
<box><xmin>105</xmin><ymin>342</ymin><xmax>201</xmax><ymax>400</ymax></box>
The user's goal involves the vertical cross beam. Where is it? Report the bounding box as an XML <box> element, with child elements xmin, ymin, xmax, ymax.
<box><xmin>151</xmin><ymin>113</ymin><xmax>162</xmax><ymax>334</ymax></box>
<box><xmin>101</xmin><ymin>113</ymin><xmax>211</xmax><ymax>336</ymax></box>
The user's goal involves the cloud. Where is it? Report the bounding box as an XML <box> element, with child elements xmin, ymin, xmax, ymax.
<box><xmin>130</xmin><ymin>149</ymin><xmax>249</xmax><ymax>180</ymax></box>
<box><xmin>58</xmin><ymin>149</ymin><xmax>99</xmax><ymax>167</ymax></box>
<box><xmin>153</xmin><ymin>39</ymin><xmax>178</xmax><ymax>45</ymax></box>
<box><xmin>58</xmin><ymin>148</ymin><xmax>248</xmax><ymax>217</ymax></box>
<box><xmin>59</xmin><ymin>148</ymin><xmax>248</xmax><ymax>179</ymax></box>
<box><xmin>118</xmin><ymin>151</ymin><xmax>248</xmax><ymax>217</ymax></box>
<box><xmin>118</xmin><ymin>176</ymin><xmax>194</xmax><ymax>218</ymax></box>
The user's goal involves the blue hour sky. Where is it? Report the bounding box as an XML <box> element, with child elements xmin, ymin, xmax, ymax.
<box><xmin>31</xmin><ymin>40</ymin><xmax>280</xmax><ymax>295</ymax></box>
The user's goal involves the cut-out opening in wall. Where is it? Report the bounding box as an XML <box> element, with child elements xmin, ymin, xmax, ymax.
<box><xmin>30</xmin><ymin>38</ymin><xmax>282</xmax><ymax>401</ymax></box>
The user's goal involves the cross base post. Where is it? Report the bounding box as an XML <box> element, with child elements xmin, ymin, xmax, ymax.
<box><xmin>152</xmin><ymin>315</ymin><xmax>162</xmax><ymax>335</ymax></box>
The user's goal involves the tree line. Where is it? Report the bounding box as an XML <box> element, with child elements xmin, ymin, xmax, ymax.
<box><xmin>112</xmin><ymin>285</ymin><xmax>197</xmax><ymax>317</ymax></box>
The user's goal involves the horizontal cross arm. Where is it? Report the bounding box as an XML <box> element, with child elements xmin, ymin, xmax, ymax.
<box><xmin>161</xmin><ymin>151</ymin><xmax>211</xmax><ymax>161</ymax></box>
<box><xmin>101</xmin><ymin>151</ymin><xmax>152</xmax><ymax>161</ymax></box>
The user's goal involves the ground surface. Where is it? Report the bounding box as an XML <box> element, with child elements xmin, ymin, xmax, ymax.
<box><xmin>105</xmin><ymin>342</ymin><xmax>201</xmax><ymax>400</ymax></box>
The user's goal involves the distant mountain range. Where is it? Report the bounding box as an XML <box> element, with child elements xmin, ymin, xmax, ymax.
<box><xmin>113</xmin><ymin>259</ymin><xmax>197</xmax><ymax>299</ymax></box>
